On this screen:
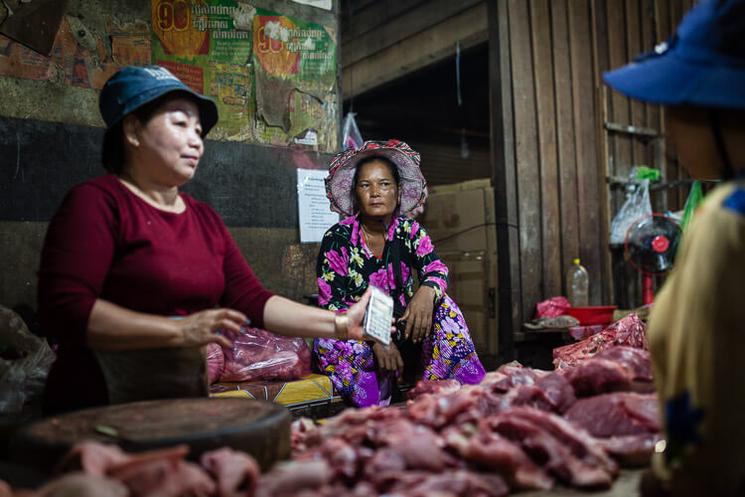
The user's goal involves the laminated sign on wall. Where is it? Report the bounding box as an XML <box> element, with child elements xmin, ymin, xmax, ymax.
<box><xmin>297</xmin><ymin>168</ymin><xmax>338</xmax><ymax>243</ymax></box>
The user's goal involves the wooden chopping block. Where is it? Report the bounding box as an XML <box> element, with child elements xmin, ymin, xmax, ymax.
<box><xmin>10</xmin><ymin>397</ymin><xmax>290</xmax><ymax>473</ymax></box>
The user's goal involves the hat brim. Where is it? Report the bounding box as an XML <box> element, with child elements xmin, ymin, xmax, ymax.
<box><xmin>603</xmin><ymin>50</ymin><xmax>745</xmax><ymax>110</ymax></box>
<box><xmin>326</xmin><ymin>144</ymin><xmax>426</xmax><ymax>217</ymax></box>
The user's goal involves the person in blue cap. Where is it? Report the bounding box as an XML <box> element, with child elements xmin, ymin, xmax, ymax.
<box><xmin>37</xmin><ymin>65</ymin><xmax>380</xmax><ymax>414</ymax></box>
<box><xmin>604</xmin><ymin>1</ymin><xmax>745</xmax><ymax>495</ymax></box>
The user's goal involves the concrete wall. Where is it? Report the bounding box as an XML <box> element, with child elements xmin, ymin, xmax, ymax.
<box><xmin>0</xmin><ymin>0</ymin><xmax>339</xmax><ymax>313</ymax></box>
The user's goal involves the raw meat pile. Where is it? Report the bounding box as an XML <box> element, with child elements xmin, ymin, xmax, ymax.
<box><xmin>0</xmin><ymin>442</ymin><xmax>260</xmax><ymax>497</ymax></box>
<box><xmin>276</xmin><ymin>314</ymin><xmax>661</xmax><ymax>497</ymax></box>
<box><xmin>1</xmin><ymin>314</ymin><xmax>659</xmax><ymax>497</ymax></box>
<box><xmin>553</xmin><ymin>313</ymin><xmax>648</xmax><ymax>368</ymax></box>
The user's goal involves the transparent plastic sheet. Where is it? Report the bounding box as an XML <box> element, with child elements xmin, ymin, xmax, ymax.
<box><xmin>219</xmin><ymin>327</ymin><xmax>311</xmax><ymax>383</ymax></box>
<box><xmin>610</xmin><ymin>179</ymin><xmax>652</xmax><ymax>245</ymax></box>
<box><xmin>341</xmin><ymin>112</ymin><xmax>363</xmax><ymax>151</ymax></box>
<box><xmin>0</xmin><ymin>306</ymin><xmax>55</xmax><ymax>414</ymax></box>
<box><xmin>206</xmin><ymin>343</ymin><xmax>225</xmax><ymax>385</ymax></box>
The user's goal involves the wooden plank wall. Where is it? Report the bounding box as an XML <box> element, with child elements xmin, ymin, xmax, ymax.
<box><xmin>501</xmin><ymin>0</ymin><xmax>693</xmax><ymax>321</ymax></box>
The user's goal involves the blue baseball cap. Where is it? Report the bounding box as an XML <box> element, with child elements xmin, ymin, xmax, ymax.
<box><xmin>99</xmin><ymin>65</ymin><xmax>219</xmax><ymax>135</ymax></box>
<box><xmin>603</xmin><ymin>0</ymin><xmax>745</xmax><ymax>109</ymax></box>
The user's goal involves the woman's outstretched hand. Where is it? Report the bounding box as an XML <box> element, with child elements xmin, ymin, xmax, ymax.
<box><xmin>345</xmin><ymin>289</ymin><xmax>372</xmax><ymax>341</ymax></box>
<box><xmin>178</xmin><ymin>308</ymin><xmax>246</xmax><ymax>348</ymax></box>
<box><xmin>401</xmin><ymin>286</ymin><xmax>436</xmax><ymax>343</ymax></box>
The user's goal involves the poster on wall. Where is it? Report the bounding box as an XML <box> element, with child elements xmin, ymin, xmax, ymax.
<box><xmin>151</xmin><ymin>0</ymin><xmax>255</xmax><ymax>141</ymax></box>
<box><xmin>151</xmin><ymin>1</ymin><xmax>338</xmax><ymax>150</ymax></box>
<box><xmin>297</xmin><ymin>168</ymin><xmax>338</xmax><ymax>243</ymax></box>
<box><xmin>0</xmin><ymin>16</ymin><xmax>150</xmax><ymax>91</ymax></box>
<box><xmin>252</xmin><ymin>8</ymin><xmax>337</xmax><ymax>152</ymax></box>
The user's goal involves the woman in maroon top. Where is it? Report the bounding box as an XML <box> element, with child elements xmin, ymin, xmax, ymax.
<box><xmin>38</xmin><ymin>66</ymin><xmax>374</xmax><ymax>414</ymax></box>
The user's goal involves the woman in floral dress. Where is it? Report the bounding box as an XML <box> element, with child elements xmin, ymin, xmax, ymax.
<box><xmin>315</xmin><ymin>139</ymin><xmax>485</xmax><ymax>407</ymax></box>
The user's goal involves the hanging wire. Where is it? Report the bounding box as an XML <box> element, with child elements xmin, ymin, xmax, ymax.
<box><xmin>456</xmin><ymin>41</ymin><xmax>462</xmax><ymax>107</ymax></box>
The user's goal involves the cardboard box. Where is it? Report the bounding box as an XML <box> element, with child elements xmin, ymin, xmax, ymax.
<box><xmin>421</xmin><ymin>180</ymin><xmax>496</xmax><ymax>254</ymax></box>
<box><xmin>440</xmin><ymin>250</ymin><xmax>498</xmax><ymax>356</ymax></box>
<box><xmin>419</xmin><ymin>178</ymin><xmax>499</xmax><ymax>356</ymax></box>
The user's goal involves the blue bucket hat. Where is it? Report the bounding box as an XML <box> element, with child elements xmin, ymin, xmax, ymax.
<box><xmin>603</xmin><ymin>0</ymin><xmax>745</xmax><ymax>109</ymax></box>
<box><xmin>99</xmin><ymin>65</ymin><xmax>218</xmax><ymax>134</ymax></box>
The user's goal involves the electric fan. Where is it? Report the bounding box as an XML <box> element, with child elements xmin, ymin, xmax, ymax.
<box><xmin>624</xmin><ymin>214</ymin><xmax>682</xmax><ymax>305</ymax></box>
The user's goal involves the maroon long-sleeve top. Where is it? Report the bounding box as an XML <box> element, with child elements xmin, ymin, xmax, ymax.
<box><xmin>38</xmin><ymin>175</ymin><xmax>273</xmax><ymax>413</ymax></box>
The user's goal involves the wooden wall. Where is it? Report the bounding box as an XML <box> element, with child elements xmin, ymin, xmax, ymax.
<box><xmin>496</xmin><ymin>0</ymin><xmax>693</xmax><ymax>323</ymax></box>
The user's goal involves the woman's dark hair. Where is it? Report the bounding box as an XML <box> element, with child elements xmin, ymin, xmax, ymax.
<box><xmin>352</xmin><ymin>155</ymin><xmax>401</xmax><ymax>189</ymax></box>
<box><xmin>101</xmin><ymin>91</ymin><xmax>195</xmax><ymax>174</ymax></box>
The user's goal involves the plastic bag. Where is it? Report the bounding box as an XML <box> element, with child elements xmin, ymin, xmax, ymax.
<box><xmin>610</xmin><ymin>179</ymin><xmax>652</xmax><ymax>245</ymax></box>
<box><xmin>220</xmin><ymin>327</ymin><xmax>312</xmax><ymax>383</ymax></box>
<box><xmin>206</xmin><ymin>343</ymin><xmax>225</xmax><ymax>384</ymax></box>
<box><xmin>680</xmin><ymin>180</ymin><xmax>704</xmax><ymax>232</ymax></box>
<box><xmin>535</xmin><ymin>296</ymin><xmax>571</xmax><ymax>319</ymax></box>
<box><xmin>0</xmin><ymin>306</ymin><xmax>56</xmax><ymax>413</ymax></box>
<box><xmin>341</xmin><ymin>112</ymin><xmax>363</xmax><ymax>151</ymax></box>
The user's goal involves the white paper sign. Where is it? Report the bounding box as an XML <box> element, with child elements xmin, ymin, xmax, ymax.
<box><xmin>290</xmin><ymin>0</ymin><xmax>332</xmax><ymax>10</ymax></box>
<box><xmin>297</xmin><ymin>168</ymin><xmax>339</xmax><ymax>243</ymax></box>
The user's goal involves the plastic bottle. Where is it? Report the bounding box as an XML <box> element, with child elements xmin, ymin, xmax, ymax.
<box><xmin>567</xmin><ymin>258</ymin><xmax>589</xmax><ymax>307</ymax></box>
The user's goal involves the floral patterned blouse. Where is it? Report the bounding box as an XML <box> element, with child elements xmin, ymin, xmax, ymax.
<box><xmin>317</xmin><ymin>214</ymin><xmax>449</xmax><ymax>313</ymax></box>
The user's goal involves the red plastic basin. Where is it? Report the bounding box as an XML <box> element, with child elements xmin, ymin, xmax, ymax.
<box><xmin>565</xmin><ymin>305</ymin><xmax>618</xmax><ymax>326</ymax></box>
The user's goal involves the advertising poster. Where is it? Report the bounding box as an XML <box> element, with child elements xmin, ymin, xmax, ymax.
<box><xmin>151</xmin><ymin>0</ymin><xmax>254</xmax><ymax>141</ymax></box>
<box><xmin>252</xmin><ymin>8</ymin><xmax>337</xmax><ymax>152</ymax></box>
<box><xmin>151</xmin><ymin>1</ymin><xmax>338</xmax><ymax>149</ymax></box>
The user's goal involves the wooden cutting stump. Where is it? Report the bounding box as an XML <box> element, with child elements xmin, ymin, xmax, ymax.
<box><xmin>10</xmin><ymin>397</ymin><xmax>290</xmax><ymax>473</ymax></box>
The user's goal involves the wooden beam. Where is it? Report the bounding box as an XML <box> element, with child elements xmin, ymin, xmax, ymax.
<box><xmin>509</xmin><ymin>0</ymin><xmax>542</xmax><ymax>323</ymax></box>
<box><xmin>592</xmin><ymin>0</ymin><xmax>615</xmax><ymax>305</ymax></box>
<box><xmin>487</xmin><ymin>0</ymin><xmax>520</xmax><ymax>359</ymax></box>
<box><xmin>341</xmin><ymin>0</ymin><xmax>426</xmax><ymax>45</ymax></box>
<box><xmin>531</xmin><ymin>0</ymin><xmax>562</xmax><ymax>299</ymax></box>
<box><xmin>551</xmin><ymin>0</ymin><xmax>581</xmax><ymax>299</ymax></box>
<box><xmin>342</xmin><ymin>3</ymin><xmax>488</xmax><ymax>99</ymax></box>
<box><xmin>342</xmin><ymin>0</ymin><xmax>483</xmax><ymax>66</ymax></box>
<box><xmin>569</xmin><ymin>0</ymin><xmax>605</xmax><ymax>305</ymax></box>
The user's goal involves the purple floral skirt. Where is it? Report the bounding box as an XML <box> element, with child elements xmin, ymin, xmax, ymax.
<box><xmin>313</xmin><ymin>294</ymin><xmax>486</xmax><ymax>407</ymax></box>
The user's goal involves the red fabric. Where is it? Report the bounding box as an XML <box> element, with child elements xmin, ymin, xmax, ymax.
<box><xmin>38</xmin><ymin>175</ymin><xmax>273</xmax><ymax>413</ymax></box>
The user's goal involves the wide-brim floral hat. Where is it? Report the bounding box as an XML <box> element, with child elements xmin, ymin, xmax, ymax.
<box><xmin>325</xmin><ymin>139</ymin><xmax>427</xmax><ymax>217</ymax></box>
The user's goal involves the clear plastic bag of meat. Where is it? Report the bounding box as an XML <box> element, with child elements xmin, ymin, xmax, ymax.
<box><xmin>219</xmin><ymin>327</ymin><xmax>312</xmax><ymax>383</ymax></box>
<box><xmin>206</xmin><ymin>343</ymin><xmax>225</xmax><ymax>385</ymax></box>
<box><xmin>0</xmin><ymin>306</ymin><xmax>55</xmax><ymax>414</ymax></box>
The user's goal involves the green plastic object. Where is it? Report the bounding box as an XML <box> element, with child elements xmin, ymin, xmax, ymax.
<box><xmin>681</xmin><ymin>180</ymin><xmax>704</xmax><ymax>232</ymax></box>
<box><xmin>634</xmin><ymin>166</ymin><xmax>662</xmax><ymax>182</ymax></box>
